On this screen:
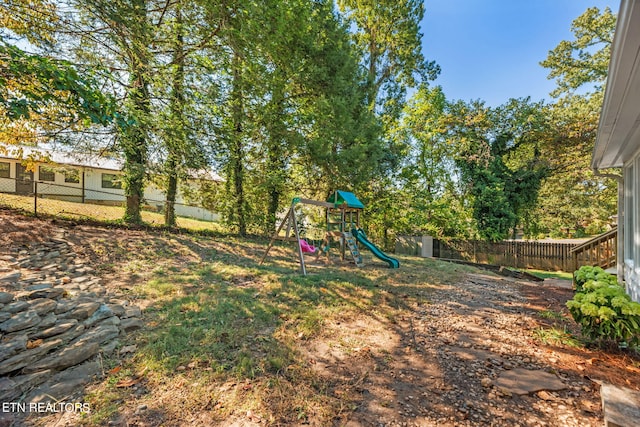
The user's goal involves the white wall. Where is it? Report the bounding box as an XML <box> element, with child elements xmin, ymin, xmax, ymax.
<box><xmin>83</xmin><ymin>169</ymin><xmax>125</xmax><ymax>203</ymax></box>
<box><xmin>174</xmin><ymin>204</ymin><xmax>221</xmax><ymax>222</ymax></box>
<box><xmin>34</xmin><ymin>165</ymin><xmax>83</xmax><ymax>200</ymax></box>
<box><xmin>623</xmin><ymin>150</ymin><xmax>640</xmax><ymax>302</ymax></box>
<box><xmin>143</xmin><ymin>182</ymin><xmax>221</xmax><ymax>221</ymax></box>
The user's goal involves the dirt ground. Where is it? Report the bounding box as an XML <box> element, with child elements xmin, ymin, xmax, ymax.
<box><xmin>1</xmin><ymin>208</ymin><xmax>640</xmax><ymax>427</ymax></box>
<box><xmin>297</xmin><ymin>273</ymin><xmax>640</xmax><ymax>427</ymax></box>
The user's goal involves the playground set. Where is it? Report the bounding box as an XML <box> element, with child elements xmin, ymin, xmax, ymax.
<box><xmin>260</xmin><ymin>190</ymin><xmax>400</xmax><ymax>275</ymax></box>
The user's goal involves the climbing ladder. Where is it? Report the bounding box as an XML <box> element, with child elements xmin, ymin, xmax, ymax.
<box><xmin>343</xmin><ymin>231</ymin><xmax>364</xmax><ymax>267</ymax></box>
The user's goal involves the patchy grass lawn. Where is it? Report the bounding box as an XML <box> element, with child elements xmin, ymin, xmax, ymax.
<box><xmin>0</xmin><ymin>192</ymin><xmax>224</xmax><ymax>233</ymax></box>
<box><xmin>28</xmin><ymin>227</ymin><xmax>476</xmax><ymax>426</ymax></box>
<box><xmin>524</xmin><ymin>268</ymin><xmax>573</xmax><ymax>281</ymax></box>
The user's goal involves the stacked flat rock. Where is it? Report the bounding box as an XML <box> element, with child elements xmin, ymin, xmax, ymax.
<box><xmin>0</xmin><ymin>237</ymin><xmax>143</xmax><ymax>405</ymax></box>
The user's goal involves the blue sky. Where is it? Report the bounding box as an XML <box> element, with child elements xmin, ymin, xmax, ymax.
<box><xmin>421</xmin><ymin>0</ymin><xmax>618</xmax><ymax>107</ymax></box>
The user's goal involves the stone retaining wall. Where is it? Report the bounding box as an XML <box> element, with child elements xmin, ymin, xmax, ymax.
<box><xmin>0</xmin><ymin>235</ymin><xmax>142</xmax><ymax>405</ymax></box>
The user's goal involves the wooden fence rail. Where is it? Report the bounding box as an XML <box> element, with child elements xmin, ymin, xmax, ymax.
<box><xmin>569</xmin><ymin>227</ymin><xmax>617</xmax><ymax>272</ymax></box>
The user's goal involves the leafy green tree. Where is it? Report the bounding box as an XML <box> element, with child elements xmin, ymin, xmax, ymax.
<box><xmin>337</xmin><ymin>0</ymin><xmax>439</xmax><ymax>113</ymax></box>
<box><xmin>225</xmin><ymin>50</ymin><xmax>250</xmax><ymax>235</ymax></box>
<box><xmin>448</xmin><ymin>98</ymin><xmax>549</xmax><ymax>241</ymax></box>
<box><xmin>0</xmin><ymin>2</ymin><xmax>117</xmax><ymax>145</ymax></box>
<box><xmin>43</xmin><ymin>0</ymin><xmax>158</xmax><ymax>224</ymax></box>
<box><xmin>537</xmin><ymin>6</ymin><xmax>618</xmax><ymax>237</ymax></box>
<box><xmin>161</xmin><ymin>7</ymin><xmax>186</xmax><ymax>227</ymax></box>
<box><xmin>209</xmin><ymin>0</ymin><xmax>386</xmax><ymax>235</ymax></box>
<box><xmin>153</xmin><ymin>2</ymin><xmax>216</xmax><ymax>227</ymax></box>
<box><xmin>206</xmin><ymin>0</ymin><xmax>262</xmax><ymax>236</ymax></box>
<box><xmin>532</xmin><ymin>95</ymin><xmax>616</xmax><ymax>237</ymax></box>
<box><xmin>281</xmin><ymin>1</ymin><xmax>383</xmax><ymax>197</ymax></box>
<box><xmin>541</xmin><ymin>7</ymin><xmax>615</xmax><ymax>99</ymax></box>
<box><xmin>336</xmin><ymin>0</ymin><xmax>440</xmax><ymax>245</ymax></box>
<box><xmin>0</xmin><ymin>42</ymin><xmax>117</xmax><ymax>129</ymax></box>
<box><xmin>112</xmin><ymin>0</ymin><xmax>154</xmax><ymax>224</ymax></box>
<box><xmin>396</xmin><ymin>85</ymin><xmax>466</xmax><ymax>237</ymax></box>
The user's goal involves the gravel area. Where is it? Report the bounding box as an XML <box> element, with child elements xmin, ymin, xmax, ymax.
<box><xmin>321</xmin><ymin>273</ymin><xmax>609</xmax><ymax>427</ymax></box>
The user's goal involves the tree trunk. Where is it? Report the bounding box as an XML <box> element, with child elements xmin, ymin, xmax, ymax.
<box><xmin>165</xmin><ymin>155</ymin><xmax>178</xmax><ymax>227</ymax></box>
<box><xmin>164</xmin><ymin>7</ymin><xmax>185</xmax><ymax>228</ymax></box>
<box><xmin>123</xmin><ymin>91</ymin><xmax>149</xmax><ymax>224</ymax></box>
<box><xmin>230</xmin><ymin>51</ymin><xmax>246</xmax><ymax>236</ymax></box>
<box><xmin>266</xmin><ymin>79</ymin><xmax>287</xmax><ymax>232</ymax></box>
<box><xmin>122</xmin><ymin>0</ymin><xmax>151</xmax><ymax>225</ymax></box>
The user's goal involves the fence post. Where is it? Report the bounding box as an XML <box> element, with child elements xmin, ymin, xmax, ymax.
<box><xmin>34</xmin><ymin>181</ymin><xmax>38</xmax><ymax>218</ymax></box>
<box><xmin>81</xmin><ymin>169</ymin><xmax>85</xmax><ymax>204</ymax></box>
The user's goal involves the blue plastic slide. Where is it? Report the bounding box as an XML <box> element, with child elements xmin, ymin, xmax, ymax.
<box><xmin>353</xmin><ymin>228</ymin><xmax>400</xmax><ymax>268</ymax></box>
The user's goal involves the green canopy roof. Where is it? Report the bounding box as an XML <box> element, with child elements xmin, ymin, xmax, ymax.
<box><xmin>327</xmin><ymin>191</ymin><xmax>365</xmax><ymax>209</ymax></box>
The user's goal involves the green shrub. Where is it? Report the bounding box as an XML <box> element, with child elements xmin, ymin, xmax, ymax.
<box><xmin>573</xmin><ymin>265</ymin><xmax>617</xmax><ymax>292</ymax></box>
<box><xmin>567</xmin><ymin>267</ymin><xmax>640</xmax><ymax>347</ymax></box>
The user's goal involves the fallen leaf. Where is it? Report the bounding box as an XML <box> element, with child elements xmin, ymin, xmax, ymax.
<box><xmin>109</xmin><ymin>366</ymin><xmax>122</xmax><ymax>375</ymax></box>
<box><xmin>115</xmin><ymin>378</ymin><xmax>140</xmax><ymax>388</ymax></box>
<box><xmin>537</xmin><ymin>390</ymin><xmax>557</xmax><ymax>401</ymax></box>
<box><xmin>219</xmin><ymin>382</ymin><xmax>236</xmax><ymax>392</ymax></box>
<box><xmin>580</xmin><ymin>399</ymin><xmax>599</xmax><ymax>413</ymax></box>
<box><xmin>26</xmin><ymin>339</ymin><xmax>43</xmax><ymax>349</ymax></box>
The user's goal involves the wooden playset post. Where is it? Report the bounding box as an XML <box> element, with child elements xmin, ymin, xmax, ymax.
<box><xmin>261</xmin><ymin>197</ymin><xmax>336</xmax><ymax>276</ymax></box>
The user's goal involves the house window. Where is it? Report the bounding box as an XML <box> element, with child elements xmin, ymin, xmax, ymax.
<box><xmin>0</xmin><ymin>162</ymin><xmax>9</xmax><ymax>178</ymax></box>
<box><xmin>64</xmin><ymin>169</ymin><xmax>80</xmax><ymax>184</ymax></box>
<box><xmin>39</xmin><ymin>166</ymin><xmax>55</xmax><ymax>182</ymax></box>
<box><xmin>101</xmin><ymin>173</ymin><xmax>122</xmax><ymax>189</ymax></box>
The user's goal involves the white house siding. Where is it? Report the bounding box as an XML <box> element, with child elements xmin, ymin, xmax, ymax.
<box><xmin>142</xmin><ymin>185</ymin><xmax>166</xmax><ymax>210</ymax></box>
<box><xmin>34</xmin><ymin>166</ymin><xmax>83</xmax><ymax>202</ymax></box>
<box><xmin>141</xmin><ymin>184</ymin><xmax>221</xmax><ymax>221</ymax></box>
<box><xmin>83</xmin><ymin>169</ymin><xmax>125</xmax><ymax>204</ymax></box>
<box><xmin>591</xmin><ymin>0</ymin><xmax>640</xmax><ymax>303</ymax></box>
<box><xmin>174</xmin><ymin>205</ymin><xmax>220</xmax><ymax>222</ymax></box>
<box><xmin>622</xmin><ymin>150</ymin><xmax>640</xmax><ymax>303</ymax></box>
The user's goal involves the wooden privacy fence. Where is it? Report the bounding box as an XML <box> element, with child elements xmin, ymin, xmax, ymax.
<box><xmin>433</xmin><ymin>230</ymin><xmax>617</xmax><ymax>272</ymax></box>
<box><xmin>435</xmin><ymin>240</ymin><xmax>574</xmax><ymax>271</ymax></box>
